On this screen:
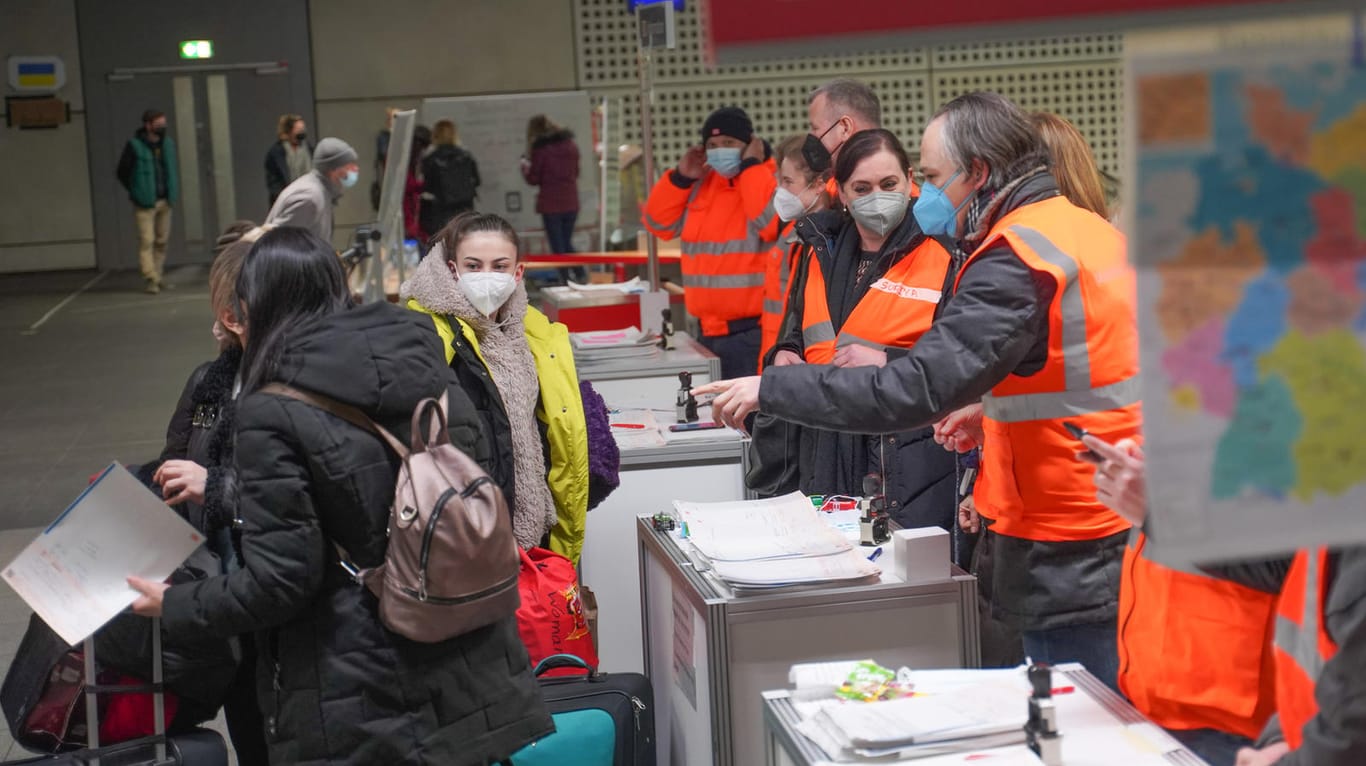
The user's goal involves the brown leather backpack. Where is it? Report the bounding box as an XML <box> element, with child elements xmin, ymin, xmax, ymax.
<box><xmin>261</xmin><ymin>383</ymin><xmax>520</xmax><ymax>642</ymax></box>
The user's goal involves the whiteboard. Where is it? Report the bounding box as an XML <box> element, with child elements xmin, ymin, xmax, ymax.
<box><xmin>421</xmin><ymin>91</ymin><xmax>597</xmax><ymax>237</ymax></box>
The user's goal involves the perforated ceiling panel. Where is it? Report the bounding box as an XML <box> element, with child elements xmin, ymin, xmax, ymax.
<box><xmin>576</xmin><ymin>0</ymin><xmax>1123</xmax><ymax>176</ymax></box>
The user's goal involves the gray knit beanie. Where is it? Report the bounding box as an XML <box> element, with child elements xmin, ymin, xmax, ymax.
<box><xmin>313</xmin><ymin>137</ymin><xmax>358</xmax><ymax>172</ymax></box>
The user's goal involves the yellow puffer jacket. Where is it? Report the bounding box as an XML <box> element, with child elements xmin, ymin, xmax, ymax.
<box><xmin>409</xmin><ymin>300</ymin><xmax>591</xmax><ymax>564</ymax></box>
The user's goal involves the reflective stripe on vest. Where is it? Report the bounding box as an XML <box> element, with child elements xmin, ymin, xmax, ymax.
<box><xmin>984</xmin><ymin>377</ymin><xmax>1142</xmax><ymax>423</ymax></box>
<box><xmin>763</xmin><ymin>298</ymin><xmax>784</xmax><ymax>314</ymax></box>
<box><xmin>1276</xmin><ymin>551</ymin><xmax>1328</xmax><ymax>686</ymax></box>
<box><xmin>682</xmin><ymin>272</ymin><xmax>765</xmax><ymax>289</ymax></box>
<box><xmin>643</xmin><ymin>209</ymin><xmax>682</xmax><ymax>236</ymax></box>
<box><xmin>682</xmin><ymin>238</ymin><xmax>762</xmax><ymax>256</ymax></box>
<box><xmin>835</xmin><ymin>332</ymin><xmax>886</xmax><ymax>352</ymax></box>
<box><xmin>1274</xmin><ymin>548</ymin><xmax>1339</xmax><ymax>750</ymax></box>
<box><xmin>979</xmin><ymin>223</ymin><xmax>1137</xmax><ymax>423</ymax></box>
<box><xmin>803</xmin><ymin>319</ymin><xmax>836</xmax><ymax>347</ymax></box>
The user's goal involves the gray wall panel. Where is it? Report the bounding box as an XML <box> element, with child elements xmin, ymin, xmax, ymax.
<box><xmin>76</xmin><ymin>0</ymin><xmax>314</xmax><ymax>270</ymax></box>
<box><xmin>310</xmin><ymin>0</ymin><xmax>577</xmax><ymax>101</ymax></box>
<box><xmin>0</xmin><ymin>0</ymin><xmax>93</xmax><ymax>273</ymax></box>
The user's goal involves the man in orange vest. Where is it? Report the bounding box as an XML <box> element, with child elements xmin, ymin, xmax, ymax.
<box><xmin>1082</xmin><ymin>433</ymin><xmax>1366</xmax><ymax>766</ymax></box>
<box><xmin>699</xmin><ymin>91</ymin><xmax>1136</xmax><ymax>690</ymax></box>
<box><xmin>643</xmin><ymin>106</ymin><xmax>777</xmax><ymax>378</ymax></box>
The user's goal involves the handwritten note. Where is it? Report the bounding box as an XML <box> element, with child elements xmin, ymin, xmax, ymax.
<box><xmin>3</xmin><ymin>463</ymin><xmax>206</xmax><ymax>644</ymax></box>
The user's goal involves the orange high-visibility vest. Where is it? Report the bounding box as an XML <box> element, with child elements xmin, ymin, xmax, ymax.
<box><xmin>760</xmin><ymin>232</ymin><xmax>803</xmax><ymax>366</ymax></box>
<box><xmin>1118</xmin><ymin>530</ymin><xmax>1278</xmax><ymax>738</ymax></box>
<box><xmin>1274</xmin><ymin>548</ymin><xmax>1339</xmax><ymax>750</ymax></box>
<box><xmin>643</xmin><ymin>161</ymin><xmax>778</xmax><ymax>337</ymax></box>
<box><xmin>958</xmin><ymin>196</ymin><xmax>1139</xmax><ymax>541</ymax></box>
<box><xmin>801</xmin><ymin>238</ymin><xmax>952</xmax><ymax>364</ymax></box>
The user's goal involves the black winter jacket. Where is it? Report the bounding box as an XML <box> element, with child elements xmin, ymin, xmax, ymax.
<box><xmin>446</xmin><ymin>324</ymin><xmax>520</xmax><ymax>517</ymax></box>
<box><xmin>138</xmin><ymin>345</ymin><xmax>242</xmax><ymax>546</ymax></box>
<box><xmin>759</xmin><ymin>173</ymin><xmax>1128</xmax><ymax>630</ymax></box>
<box><xmin>161</xmin><ymin>303</ymin><xmax>552</xmax><ymax>766</ymax></box>
<box><xmin>770</xmin><ymin>209</ymin><xmax>958</xmax><ymax>529</ymax></box>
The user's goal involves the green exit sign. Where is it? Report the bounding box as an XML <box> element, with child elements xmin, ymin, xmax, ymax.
<box><xmin>179</xmin><ymin>40</ymin><xmax>214</xmax><ymax>60</ymax></box>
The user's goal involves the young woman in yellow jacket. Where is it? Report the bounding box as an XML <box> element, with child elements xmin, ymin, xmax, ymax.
<box><xmin>400</xmin><ymin>212</ymin><xmax>591</xmax><ymax>564</ymax></box>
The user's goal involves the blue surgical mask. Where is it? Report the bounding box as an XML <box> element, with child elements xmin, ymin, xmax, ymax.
<box><xmin>706</xmin><ymin>147</ymin><xmax>743</xmax><ymax>178</ymax></box>
<box><xmin>341</xmin><ymin>169</ymin><xmax>359</xmax><ymax>189</ymax></box>
<box><xmin>912</xmin><ymin>171</ymin><xmax>972</xmax><ymax>238</ymax></box>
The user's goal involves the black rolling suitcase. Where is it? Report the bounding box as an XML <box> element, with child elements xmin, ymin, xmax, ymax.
<box><xmin>508</xmin><ymin>654</ymin><xmax>655</xmax><ymax>766</ymax></box>
<box><xmin>1</xmin><ymin>616</ymin><xmax>227</xmax><ymax>766</ymax></box>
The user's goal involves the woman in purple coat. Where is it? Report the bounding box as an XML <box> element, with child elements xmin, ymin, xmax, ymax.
<box><xmin>520</xmin><ymin>115</ymin><xmax>581</xmax><ymax>255</ymax></box>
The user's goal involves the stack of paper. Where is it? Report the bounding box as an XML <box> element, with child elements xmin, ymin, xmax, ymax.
<box><xmin>570</xmin><ymin>327</ymin><xmax>661</xmax><ymax>363</ymax></box>
<box><xmin>710</xmin><ymin>550</ymin><xmax>879</xmax><ymax>590</ymax></box>
<box><xmin>794</xmin><ymin>682</ymin><xmax>1027</xmax><ymax>760</ymax></box>
<box><xmin>673</xmin><ymin>493</ymin><xmax>877</xmax><ymax>589</ymax></box>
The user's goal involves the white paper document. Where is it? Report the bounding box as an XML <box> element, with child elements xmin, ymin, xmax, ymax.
<box><xmin>673</xmin><ymin>492</ymin><xmax>852</xmax><ymax>562</ymax></box>
<box><xmin>2</xmin><ymin>463</ymin><xmax>206</xmax><ymax>644</ymax></box>
<box><xmin>814</xmin><ymin>679</ymin><xmax>1027</xmax><ymax>748</ymax></box>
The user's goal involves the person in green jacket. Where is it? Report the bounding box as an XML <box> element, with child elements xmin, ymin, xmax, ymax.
<box><xmin>399</xmin><ymin>212</ymin><xmax>592</xmax><ymax>565</ymax></box>
<box><xmin>116</xmin><ymin>108</ymin><xmax>179</xmax><ymax>294</ymax></box>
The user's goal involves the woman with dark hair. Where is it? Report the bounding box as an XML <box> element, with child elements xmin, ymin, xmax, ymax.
<box><xmin>768</xmin><ymin>129</ymin><xmax>959</xmax><ymax>532</ymax></box>
<box><xmin>129</xmin><ymin>227</ymin><xmax>552</xmax><ymax>765</ymax></box>
<box><xmin>399</xmin><ymin>212</ymin><xmax>600</xmax><ymax>565</ymax></box>
<box><xmin>520</xmin><ymin>115</ymin><xmax>580</xmax><ymax>255</ymax></box>
<box><xmin>133</xmin><ymin>221</ymin><xmax>268</xmax><ymax>762</ymax></box>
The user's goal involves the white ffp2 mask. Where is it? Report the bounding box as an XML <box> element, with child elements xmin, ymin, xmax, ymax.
<box><xmin>457</xmin><ymin>271</ymin><xmax>517</xmax><ymax>317</ymax></box>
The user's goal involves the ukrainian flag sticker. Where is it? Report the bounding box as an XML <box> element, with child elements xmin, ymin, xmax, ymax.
<box><xmin>7</xmin><ymin>56</ymin><xmax>66</xmax><ymax>92</ymax></box>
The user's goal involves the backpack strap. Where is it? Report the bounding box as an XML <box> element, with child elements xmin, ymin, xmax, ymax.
<box><xmin>260</xmin><ymin>383</ymin><xmax>410</xmax><ymax>458</ymax></box>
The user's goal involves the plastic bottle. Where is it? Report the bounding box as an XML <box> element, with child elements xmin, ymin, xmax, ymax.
<box><xmin>402</xmin><ymin>238</ymin><xmax>420</xmax><ymax>269</ymax></box>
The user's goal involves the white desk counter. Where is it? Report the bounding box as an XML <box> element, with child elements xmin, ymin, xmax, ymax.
<box><xmin>640</xmin><ymin>518</ymin><xmax>980</xmax><ymax>766</ymax></box>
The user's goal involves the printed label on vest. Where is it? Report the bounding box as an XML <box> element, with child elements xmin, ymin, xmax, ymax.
<box><xmin>869</xmin><ymin>278</ymin><xmax>942</xmax><ymax>304</ymax></box>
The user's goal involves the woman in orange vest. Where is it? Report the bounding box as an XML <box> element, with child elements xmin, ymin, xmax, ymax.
<box><xmin>1087</xmin><ymin>436</ymin><xmax>1366</xmax><ymax>764</ymax></box>
<box><xmin>643</xmin><ymin>106</ymin><xmax>777</xmax><ymax>378</ymax></box>
<box><xmin>764</xmin><ymin>129</ymin><xmax>958</xmax><ymax>531</ymax></box>
<box><xmin>759</xmin><ymin>134</ymin><xmax>831</xmax><ymax>364</ymax></box>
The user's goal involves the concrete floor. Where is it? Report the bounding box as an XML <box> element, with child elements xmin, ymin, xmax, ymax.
<box><xmin>0</xmin><ymin>266</ymin><xmax>235</xmax><ymax>762</ymax></box>
<box><xmin>0</xmin><ymin>265</ymin><xmax>216</xmax><ymax>531</ymax></box>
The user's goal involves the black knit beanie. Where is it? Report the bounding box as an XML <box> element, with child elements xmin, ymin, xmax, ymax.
<box><xmin>700</xmin><ymin>106</ymin><xmax>753</xmax><ymax>144</ymax></box>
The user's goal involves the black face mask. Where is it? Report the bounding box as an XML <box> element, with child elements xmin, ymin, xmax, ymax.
<box><xmin>801</xmin><ymin>119</ymin><xmax>843</xmax><ymax>174</ymax></box>
<box><xmin>293</xmin><ymin>131</ymin><xmax>307</xmax><ymax>143</ymax></box>
<box><xmin>153</xmin><ymin>126</ymin><xmax>167</xmax><ymax>138</ymax></box>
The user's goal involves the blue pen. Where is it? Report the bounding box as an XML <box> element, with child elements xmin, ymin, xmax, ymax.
<box><xmin>867</xmin><ymin>547</ymin><xmax>883</xmax><ymax>562</ymax></box>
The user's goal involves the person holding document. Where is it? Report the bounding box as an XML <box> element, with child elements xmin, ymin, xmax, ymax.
<box><xmin>128</xmin><ymin>227</ymin><xmax>551</xmax><ymax>766</ymax></box>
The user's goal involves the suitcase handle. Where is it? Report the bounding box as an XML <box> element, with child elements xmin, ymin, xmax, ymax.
<box><xmin>532</xmin><ymin>653</ymin><xmax>598</xmax><ymax>678</ymax></box>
